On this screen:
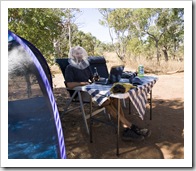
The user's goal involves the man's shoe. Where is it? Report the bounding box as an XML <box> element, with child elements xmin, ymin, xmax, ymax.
<box><xmin>122</xmin><ymin>128</ymin><xmax>144</xmax><ymax>141</ymax></box>
<box><xmin>131</xmin><ymin>124</ymin><xmax>151</xmax><ymax>137</ymax></box>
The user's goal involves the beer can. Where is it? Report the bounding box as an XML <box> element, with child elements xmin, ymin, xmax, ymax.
<box><xmin>138</xmin><ymin>65</ymin><xmax>144</xmax><ymax>77</ymax></box>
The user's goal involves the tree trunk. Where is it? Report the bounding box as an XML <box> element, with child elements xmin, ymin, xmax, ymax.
<box><xmin>68</xmin><ymin>10</ymin><xmax>72</xmax><ymax>49</ymax></box>
<box><xmin>53</xmin><ymin>40</ymin><xmax>61</xmax><ymax>58</ymax></box>
<box><xmin>173</xmin><ymin>39</ymin><xmax>177</xmax><ymax>60</ymax></box>
<box><xmin>162</xmin><ymin>46</ymin><xmax>169</xmax><ymax>62</ymax></box>
<box><xmin>155</xmin><ymin>41</ymin><xmax>160</xmax><ymax>63</ymax></box>
<box><xmin>68</xmin><ymin>21</ymin><xmax>71</xmax><ymax>49</ymax></box>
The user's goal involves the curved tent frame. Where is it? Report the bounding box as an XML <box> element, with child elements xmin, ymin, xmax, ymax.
<box><xmin>8</xmin><ymin>30</ymin><xmax>66</xmax><ymax>159</ymax></box>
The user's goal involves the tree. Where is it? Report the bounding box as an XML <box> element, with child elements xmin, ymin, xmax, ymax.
<box><xmin>8</xmin><ymin>8</ymin><xmax>106</xmax><ymax>62</ymax></box>
<box><xmin>99</xmin><ymin>8</ymin><xmax>133</xmax><ymax>61</ymax></box>
<box><xmin>99</xmin><ymin>8</ymin><xmax>184</xmax><ymax>63</ymax></box>
<box><xmin>159</xmin><ymin>8</ymin><xmax>184</xmax><ymax>61</ymax></box>
<box><xmin>52</xmin><ymin>8</ymin><xmax>103</xmax><ymax>58</ymax></box>
<box><xmin>125</xmin><ymin>8</ymin><xmax>184</xmax><ymax>62</ymax></box>
<box><xmin>52</xmin><ymin>8</ymin><xmax>82</xmax><ymax>58</ymax></box>
<box><xmin>60</xmin><ymin>8</ymin><xmax>82</xmax><ymax>49</ymax></box>
<box><xmin>8</xmin><ymin>8</ymin><xmax>63</xmax><ymax>63</ymax></box>
<box><xmin>129</xmin><ymin>8</ymin><xmax>166</xmax><ymax>62</ymax></box>
<box><xmin>126</xmin><ymin>37</ymin><xmax>143</xmax><ymax>60</ymax></box>
<box><xmin>72</xmin><ymin>31</ymin><xmax>97</xmax><ymax>56</ymax></box>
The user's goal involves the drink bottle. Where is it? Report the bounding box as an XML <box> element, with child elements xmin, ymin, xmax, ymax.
<box><xmin>93</xmin><ymin>67</ymin><xmax>100</xmax><ymax>81</ymax></box>
<box><xmin>138</xmin><ymin>65</ymin><xmax>144</xmax><ymax>77</ymax></box>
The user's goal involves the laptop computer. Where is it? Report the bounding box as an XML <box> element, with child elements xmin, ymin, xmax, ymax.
<box><xmin>95</xmin><ymin>65</ymin><xmax>125</xmax><ymax>85</ymax></box>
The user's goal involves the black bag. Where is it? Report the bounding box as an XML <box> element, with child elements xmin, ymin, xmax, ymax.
<box><xmin>121</xmin><ymin>71</ymin><xmax>135</xmax><ymax>79</ymax></box>
<box><xmin>112</xmin><ymin>84</ymin><xmax>126</xmax><ymax>93</ymax></box>
<box><xmin>131</xmin><ymin>77</ymin><xmax>144</xmax><ymax>86</ymax></box>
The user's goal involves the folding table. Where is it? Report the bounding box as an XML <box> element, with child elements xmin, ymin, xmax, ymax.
<box><xmin>76</xmin><ymin>76</ymin><xmax>158</xmax><ymax>156</ymax></box>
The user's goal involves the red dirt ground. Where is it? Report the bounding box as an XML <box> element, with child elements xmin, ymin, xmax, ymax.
<box><xmin>52</xmin><ymin>71</ymin><xmax>184</xmax><ymax>159</ymax></box>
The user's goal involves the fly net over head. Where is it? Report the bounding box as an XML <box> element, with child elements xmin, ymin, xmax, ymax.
<box><xmin>68</xmin><ymin>46</ymin><xmax>89</xmax><ymax>70</ymax></box>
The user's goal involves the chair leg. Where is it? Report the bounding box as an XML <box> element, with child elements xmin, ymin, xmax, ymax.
<box><xmin>64</xmin><ymin>90</ymin><xmax>78</xmax><ymax>110</ymax></box>
<box><xmin>78</xmin><ymin>91</ymin><xmax>89</xmax><ymax>134</ymax></box>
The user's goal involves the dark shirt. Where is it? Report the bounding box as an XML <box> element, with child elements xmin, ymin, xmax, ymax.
<box><xmin>65</xmin><ymin>65</ymin><xmax>93</xmax><ymax>83</ymax></box>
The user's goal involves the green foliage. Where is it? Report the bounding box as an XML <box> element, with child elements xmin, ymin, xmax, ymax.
<box><xmin>98</xmin><ymin>8</ymin><xmax>184</xmax><ymax>62</ymax></box>
<box><xmin>99</xmin><ymin>8</ymin><xmax>133</xmax><ymax>60</ymax></box>
<box><xmin>8</xmin><ymin>8</ymin><xmax>184</xmax><ymax>65</ymax></box>
<box><xmin>159</xmin><ymin>9</ymin><xmax>184</xmax><ymax>60</ymax></box>
<box><xmin>8</xmin><ymin>8</ymin><xmax>105</xmax><ymax>64</ymax></box>
<box><xmin>126</xmin><ymin>38</ymin><xmax>143</xmax><ymax>56</ymax></box>
<box><xmin>73</xmin><ymin>32</ymin><xmax>96</xmax><ymax>56</ymax></box>
<box><xmin>8</xmin><ymin>8</ymin><xmax>63</xmax><ymax>64</ymax></box>
<box><xmin>54</xmin><ymin>25</ymin><xmax>103</xmax><ymax>58</ymax></box>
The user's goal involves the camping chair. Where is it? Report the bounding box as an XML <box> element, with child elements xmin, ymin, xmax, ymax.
<box><xmin>88</xmin><ymin>56</ymin><xmax>109</xmax><ymax>78</ymax></box>
<box><xmin>55</xmin><ymin>57</ymin><xmax>107</xmax><ymax>134</ymax></box>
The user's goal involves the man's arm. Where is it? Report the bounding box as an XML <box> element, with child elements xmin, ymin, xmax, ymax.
<box><xmin>66</xmin><ymin>82</ymin><xmax>90</xmax><ymax>89</ymax></box>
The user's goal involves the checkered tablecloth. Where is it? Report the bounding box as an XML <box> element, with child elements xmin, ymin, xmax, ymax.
<box><xmin>79</xmin><ymin>76</ymin><xmax>158</xmax><ymax>120</ymax></box>
<box><xmin>128</xmin><ymin>77</ymin><xmax>157</xmax><ymax>119</ymax></box>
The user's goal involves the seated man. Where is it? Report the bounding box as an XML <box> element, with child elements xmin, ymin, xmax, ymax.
<box><xmin>65</xmin><ymin>46</ymin><xmax>151</xmax><ymax>141</ymax></box>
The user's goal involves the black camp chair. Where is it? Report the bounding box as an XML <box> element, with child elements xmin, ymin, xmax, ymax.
<box><xmin>88</xmin><ymin>56</ymin><xmax>109</xmax><ymax>78</ymax></box>
<box><xmin>55</xmin><ymin>57</ymin><xmax>108</xmax><ymax>134</ymax></box>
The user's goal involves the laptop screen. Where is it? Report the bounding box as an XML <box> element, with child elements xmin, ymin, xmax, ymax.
<box><xmin>108</xmin><ymin>65</ymin><xmax>124</xmax><ymax>84</ymax></box>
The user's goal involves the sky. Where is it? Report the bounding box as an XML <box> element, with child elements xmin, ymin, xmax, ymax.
<box><xmin>75</xmin><ymin>8</ymin><xmax>113</xmax><ymax>43</ymax></box>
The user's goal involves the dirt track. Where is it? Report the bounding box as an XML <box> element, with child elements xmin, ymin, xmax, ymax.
<box><xmin>52</xmin><ymin>72</ymin><xmax>184</xmax><ymax>159</ymax></box>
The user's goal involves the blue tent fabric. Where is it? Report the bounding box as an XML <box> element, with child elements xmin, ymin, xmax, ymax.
<box><xmin>8</xmin><ymin>30</ymin><xmax>66</xmax><ymax>159</ymax></box>
<box><xmin>8</xmin><ymin>97</ymin><xmax>59</xmax><ymax>159</ymax></box>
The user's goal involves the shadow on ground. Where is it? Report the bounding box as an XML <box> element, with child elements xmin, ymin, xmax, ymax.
<box><xmin>53</xmin><ymin>88</ymin><xmax>184</xmax><ymax>159</ymax></box>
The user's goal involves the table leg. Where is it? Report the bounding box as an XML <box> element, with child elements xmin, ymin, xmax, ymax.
<box><xmin>90</xmin><ymin>95</ymin><xmax>93</xmax><ymax>143</ymax></box>
<box><xmin>129</xmin><ymin>98</ymin><xmax>131</xmax><ymax>115</ymax></box>
<box><xmin>117</xmin><ymin>98</ymin><xmax>120</xmax><ymax>156</ymax></box>
<box><xmin>150</xmin><ymin>90</ymin><xmax>152</xmax><ymax>120</ymax></box>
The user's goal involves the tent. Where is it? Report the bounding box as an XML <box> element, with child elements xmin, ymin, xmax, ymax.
<box><xmin>8</xmin><ymin>30</ymin><xmax>66</xmax><ymax>159</ymax></box>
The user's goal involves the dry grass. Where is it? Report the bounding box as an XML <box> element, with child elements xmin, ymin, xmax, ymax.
<box><xmin>50</xmin><ymin>64</ymin><xmax>61</xmax><ymax>75</ymax></box>
<box><xmin>148</xmin><ymin>60</ymin><xmax>184</xmax><ymax>74</ymax></box>
<box><xmin>50</xmin><ymin>52</ymin><xmax>184</xmax><ymax>75</ymax></box>
<box><xmin>104</xmin><ymin>52</ymin><xmax>184</xmax><ymax>75</ymax></box>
